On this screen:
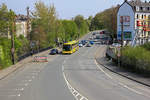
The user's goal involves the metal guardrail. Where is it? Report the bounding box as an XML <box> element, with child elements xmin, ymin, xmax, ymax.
<box><xmin>17</xmin><ymin>47</ymin><xmax>52</xmax><ymax>62</ymax></box>
<box><xmin>106</xmin><ymin>46</ymin><xmax>117</xmax><ymax>60</ymax></box>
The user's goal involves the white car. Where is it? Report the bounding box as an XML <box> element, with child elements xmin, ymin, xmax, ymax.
<box><xmin>112</xmin><ymin>43</ymin><xmax>121</xmax><ymax>47</ymax></box>
<box><xmin>79</xmin><ymin>43</ymin><xmax>83</xmax><ymax>47</ymax></box>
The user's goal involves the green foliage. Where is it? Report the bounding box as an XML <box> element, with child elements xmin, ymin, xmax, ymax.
<box><xmin>15</xmin><ymin>35</ymin><xmax>29</xmax><ymax>57</ymax></box>
<box><xmin>0</xmin><ymin>2</ymin><xmax>90</xmax><ymax>69</ymax></box>
<box><xmin>141</xmin><ymin>42</ymin><xmax>150</xmax><ymax>50</ymax></box>
<box><xmin>90</xmin><ymin>6</ymin><xmax>119</xmax><ymax>38</ymax></box>
<box><xmin>0</xmin><ymin>3</ymin><xmax>9</xmax><ymax>36</ymax></box>
<box><xmin>31</xmin><ymin>2</ymin><xmax>59</xmax><ymax>48</ymax></box>
<box><xmin>122</xmin><ymin>46</ymin><xmax>150</xmax><ymax>75</ymax></box>
<box><xmin>74</xmin><ymin>15</ymin><xmax>89</xmax><ymax>37</ymax></box>
<box><xmin>62</xmin><ymin>20</ymin><xmax>78</xmax><ymax>41</ymax></box>
<box><xmin>0</xmin><ymin>38</ymin><xmax>12</xmax><ymax>68</ymax></box>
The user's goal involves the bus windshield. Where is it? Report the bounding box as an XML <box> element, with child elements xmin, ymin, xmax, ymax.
<box><xmin>63</xmin><ymin>45</ymin><xmax>71</xmax><ymax>51</ymax></box>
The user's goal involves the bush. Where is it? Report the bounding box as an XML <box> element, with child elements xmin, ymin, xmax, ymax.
<box><xmin>141</xmin><ymin>42</ymin><xmax>150</xmax><ymax>50</ymax></box>
<box><xmin>0</xmin><ymin>37</ymin><xmax>12</xmax><ymax>68</ymax></box>
<box><xmin>122</xmin><ymin>46</ymin><xmax>150</xmax><ymax>75</ymax></box>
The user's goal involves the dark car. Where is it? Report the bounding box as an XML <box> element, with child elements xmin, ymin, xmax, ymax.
<box><xmin>81</xmin><ymin>40</ymin><xmax>87</xmax><ymax>45</ymax></box>
<box><xmin>89</xmin><ymin>40</ymin><xmax>94</xmax><ymax>45</ymax></box>
<box><xmin>50</xmin><ymin>49</ymin><xmax>58</xmax><ymax>55</ymax></box>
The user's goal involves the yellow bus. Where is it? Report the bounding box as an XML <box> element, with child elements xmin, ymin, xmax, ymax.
<box><xmin>62</xmin><ymin>40</ymin><xmax>79</xmax><ymax>54</ymax></box>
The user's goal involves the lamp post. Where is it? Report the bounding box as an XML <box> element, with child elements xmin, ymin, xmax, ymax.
<box><xmin>119</xmin><ymin>16</ymin><xmax>124</xmax><ymax>66</ymax></box>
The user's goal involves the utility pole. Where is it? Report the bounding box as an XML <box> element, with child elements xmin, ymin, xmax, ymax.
<box><xmin>121</xmin><ymin>16</ymin><xmax>124</xmax><ymax>47</ymax></box>
<box><xmin>26</xmin><ymin>7</ymin><xmax>32</xmax><ymax>55</ymax></box>
<box><xmin>10</xmin><ymin>9</ymin><xmax>15</xmax><ymax>64</ymax></box>
<box><xmin>120</xmin><ymin>16</ymin><xmax>124</xmax><ymax>66</ymax></box>
<box><xmin>27</xmin><ymin>6</ymin><xmax>30</xmax><ymax>37</ymax></box>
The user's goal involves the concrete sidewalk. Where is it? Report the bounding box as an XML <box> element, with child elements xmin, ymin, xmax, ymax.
<box><xmin>95</xmin><ymin>46</ymin><xmax>150</xmax><ymax>87</ymax></box>
<box><xmin>0</xmin><ymin>50</ymin><xmax>50</xmax><ymax>80</ymax></box>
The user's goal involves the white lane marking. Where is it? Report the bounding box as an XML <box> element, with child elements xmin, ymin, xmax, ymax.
<box><xmin>15</xmin><ymin>88</ymin><xmax>24</xmax><ymax>91</ymax></box>
<box><xmin>0</xmin><ymin>93</ymin><xmax>21</xmax><ymax>97</ymax></box>
<box><xmin>32</xmin><ymin>76</ymin><xmax>35</xmax><ymax>79</ymax></box>
<box><xmin>95</xmin><ymin>60</ymin><xmax>113</xmax><ymax>79</ymax></box>
<box><xmin>17</xmin><ymin>94</ymin><xmax>21</xmax><ymax>97</ymax></box>
<box><xmin>118</xmin><ymin>82</ymin><xmax>143</xmax><ymax>95</ymax></box>
<box><xmin>28</xmin><ymin>79</ymin><xmax>32</xmax><ymax>82</ymax></box>
<box><xmin>24</xmin><ymin>83</ymin><xmax>28</xmax><ymax>86</ymax></box>
<box><xmin>62</xmin><ymin>64</ymin><xmax>88</xmax><ymax>100</ymax></box>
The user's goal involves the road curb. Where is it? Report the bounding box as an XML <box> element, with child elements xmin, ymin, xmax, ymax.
<box><xmin>95</xmin><ymin>46</ymin><xmax>150</xmax><ymax>88</ymax></box>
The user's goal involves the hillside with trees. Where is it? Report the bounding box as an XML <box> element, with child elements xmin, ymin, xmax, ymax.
<box><xmin>90</xmin><ymin>5</ymin><xmax>120</xmax><ymax>38</ymax></box>
<box><xmin>0</xmin><ymin>1</ymin><xmax>90</xmax><ymax>69</ymax></box>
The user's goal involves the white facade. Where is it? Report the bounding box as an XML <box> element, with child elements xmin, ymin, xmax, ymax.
<box><xmin>16</xmin><ymin>21</ymin><xmax>27</xmax><ymax>37</ymax></box>
<box><xmin>117</xmin><ymin>0</ymin><xmax>150</xmax><ymax>46</ymax></box>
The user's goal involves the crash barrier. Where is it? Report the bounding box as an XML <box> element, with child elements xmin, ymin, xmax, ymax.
<box><xmin>18</xmin><ymin>47</ymin><xmax>52</xmax><ymax>62</ymax></box>
<box><xmin>33</xmin><ymin>56</ymin><xmax>48</xmax><ymax>62</ymax></box>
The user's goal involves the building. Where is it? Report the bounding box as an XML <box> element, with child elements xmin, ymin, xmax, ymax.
<box><xmin>15</xmin><ymin>14</ymin><xmax>31</xmax><ymax>37</ymax></box>
<box><xmin>0</xmin><ymin>14</ymin><xmax>31</xmax><ymax>38</ymax></box>
<box><xmin>117</xmin><ymin>0</ymin><xmax>150</xmax><ymax>46</ymax></box>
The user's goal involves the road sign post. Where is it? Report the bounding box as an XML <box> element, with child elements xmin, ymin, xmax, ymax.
<box><xmin>117</xmin><ymin>47</ymin><xmax>121</xmax><ymax>67</ymax></box>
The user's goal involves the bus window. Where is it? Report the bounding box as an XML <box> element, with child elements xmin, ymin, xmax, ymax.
<box><xmin>63</xmin><ymin>45</ymin><xmax>71</xmax><ymax>51</ymax></box>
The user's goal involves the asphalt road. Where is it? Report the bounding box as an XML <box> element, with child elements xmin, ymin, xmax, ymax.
<box><xmin>0</xmin><ymin>33</ymin><xmax>150</xmax><ymax>100</ymax></box>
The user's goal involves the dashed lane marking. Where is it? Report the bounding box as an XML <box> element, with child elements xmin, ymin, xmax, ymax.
<box><xmin>63</xmin><ymin>71</ymin><xmax>88</xmax><ymax>100</ymax></box>
<box><xmin>62</xmin><ymin>57</ymin><xmax>88</xmax><ymax>100</ymax></box>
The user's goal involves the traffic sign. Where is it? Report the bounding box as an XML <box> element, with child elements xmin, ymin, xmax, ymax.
<box><xmin>33</xmin><ymin>56</ymin><xmax>48</xmax><ymax>62</ymax></box>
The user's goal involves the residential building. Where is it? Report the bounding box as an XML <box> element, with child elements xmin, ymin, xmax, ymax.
<box><xmin>117</xmin><ymin>0</ymin><xmax>150</xmax><ymax>46</ymax></box>
<box><xmin>15</xmin><ymin>14</ymin><xmax>31</xmax><ymax>37</ymax></box>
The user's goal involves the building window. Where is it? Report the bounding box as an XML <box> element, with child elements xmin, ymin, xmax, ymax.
<box><xmin>134</xmin><ymin>6</ymin><xmax>136</xmax><ymax>10</ymax></box>
<box><xmin>147</xmin><ymin>7</ymin><xmax>150</xmax><ymax>10</ymax></box>
<box><xmin>144</xmin><ymin>15</ymin><xmax>146</xmax><ymax>19</ymax></box>
<box><xmin>140</xmin><ymin>7</ymin><xmax>143</xmax><ymax>11</ymax></box>
<box><xmin>137</xmin><ymin>14</ymin><xmax>139</xmax><ymax>19</ymax></box>
<box><xmin>148</xmin><ymin>31</ymin><xmax>150</xmax><ymax>36</ymax></box>
<box><xmin>142</xmin><ymin>15</ymin><xmax>143</xmax><ymax>19</ymax></box>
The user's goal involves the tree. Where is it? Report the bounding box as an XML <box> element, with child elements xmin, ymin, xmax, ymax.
<box><xmin>74</xmin><ymin>15</ymin><xmax>89</xmax><ymax>37</ymax></box>
<box><xmin>31</xmin><ymin>1</ymin><xmax>59</xmax><ymax>47</ymax></box>
<box><xmin>62</xmin><ymin>20</ymin><xmax>78</xmax><ymax>41</ymax></box>
<box><xmin>0</xmin><ymin>3</ymin><xmax>9</xmax><ymax>37</ymax></box>
<box><xmin>90</xmin><ymin>5</ymin><xmax>119</xmax><ymax>38</ymax></box>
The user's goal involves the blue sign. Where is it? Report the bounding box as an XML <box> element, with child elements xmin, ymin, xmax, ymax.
<box><xmin>117</xmin><ymin>31</ymin><xmax>132</xmax><ymax>40</ymax></box>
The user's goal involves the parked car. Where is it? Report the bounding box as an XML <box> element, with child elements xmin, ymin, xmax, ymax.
<box><xmin>79</xmin><ymin>43</ymin><xmax>83</xmax><ymax>47</ymax></box>
<box><xmin>50</xmin><ymin>49</ymin><xmax>59</xmax><ymax>55</ymax></box>
<box><xmin>89</xmin><ymin>40</ymin><xmax>94</xmax><ymax>45</ymax></box>
<box><xmin>86</xmin><ymin>43</ymin><xmax>91</xmax><ymax>47</ymax></box>
<box><xmin>81</xmin><ymin>40</ymin><xmax>87</xmax><ymax>45</ymax></box>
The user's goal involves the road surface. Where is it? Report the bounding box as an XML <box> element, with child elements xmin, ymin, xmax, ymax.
<box><xmin>0</xmin><ymin>33</ymin><xmax>150</xmax><ymax>100</ymax></box>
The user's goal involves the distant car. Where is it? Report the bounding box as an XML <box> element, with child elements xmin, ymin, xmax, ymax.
<box><xmin>89</xmin><ymin>41</ymin><xmax>94</xmax><ymax>45</ymax></box>
<box><xmin>86</xmin><ymin>43</ymin><xmax>91</xmax><ymax>47</ymax></box>
<box><xmin>81</xmin><ymin>40</ymin><xmax>87</xmax><ymax>45</ymax></box>
<box><xmin>112</xmin><ymin>43</ymin><xmax>121</xmax><ymax>47</ymax></box>
<box><xmin>79</xmin><ymin>43</ymin><xmax>83</xmax><ymax>47</ymax></box>
<box><xmin>92</xmin><ymin>32</ymin><xmax>96</xmax><ymax>35</ymax></box>
<box><xmin>89</xmin><ymin>37</ymin><xmax>93</xmax><ymax>40</ymax></box>
<box><xmin>50</xmin><ymin>49</ymin><xmax>58</xmax><ymax>55</ymax></box>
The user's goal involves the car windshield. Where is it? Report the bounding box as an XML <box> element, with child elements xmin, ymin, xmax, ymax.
<box><xmin>52</xmin><ymin>49</ymin><xmax>56</xmax><ymax>51</ymax></box>
<box><xmin>63</xmin><ymin>45</ymin><xmax>71</xmax><ymax>51</ymax></box>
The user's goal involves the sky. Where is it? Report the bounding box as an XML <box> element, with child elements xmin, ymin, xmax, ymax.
<box><xmin>0</xmin><ymin>0</ymin><xmax>125</xmax><ymax>19</ymax></box>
